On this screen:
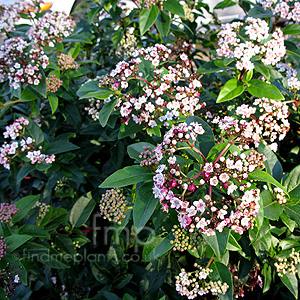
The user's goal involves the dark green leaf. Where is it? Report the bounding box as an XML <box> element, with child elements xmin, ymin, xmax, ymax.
<box><xmin>283</xmin><ymin>24</ymin><xmax>300</xmax><ymax>35</ymax></box>
<box><xmin>16</xmin><ymin>163</ymin><xmax>36</xmax><ymax>184</ymax></box>
<box><xmin>19</xmin><ymin>86</ymin><xmax>38</xmax><ymax>102</ymax></box>
<box><xmin>155</xmin><ymin>11</ymin><xmax>171</xmax><ymax>37</ymax></box>
<box><xmin>49</xmin><ymin>95</ymin><xmax>59</xmax><ymax>114</ymax></box>
<box><xmin>280</xmin><ymin>273</ymin><xmax>298</xmax><ymax>299</ymax></box>
<box><xmin>214</xmin><ymin>0</ymin><xmax>236</xmax><ymax>9</ymax></box>
<box><xmin>99</xmin><ymin>98</ymin><xmax>118</xmax><ymax>127</ymax></box>
<box><xmin>203</xmin><ymin>228</ymin><xmax>230</xmax><ymax>260</ymax></box>
<box><xmin>31</xmin><ymin>72</ymin><xmax>47</xmax><ymax>98</ymax></box>
<box><xmin>12</xmin><ymin>195</ymin><xmax>40</xmax><ymax>222</ymax></box>
<box><xmin>254</xmin><ymin>62</ymin><xmax>271</xmax><ymax>81</ymax></box>
<box><xmin>134</xmin><ymin>182</ymin><xmax>159</xmax><ymax>234</ymax></box>
<box><xmin>100</xmin><ymin>166</ymin><xmax>153</xmax><ymax>188</ymax></box>
<box><xmin>6</xmin><ymin>235</ymin><xmax>32</xmax><ymax>252</ymax></box>
<box><xmin>24</xmin><ymin>118</ymin><xmax>44</xmax><ymax>145</ymax></box>
<box><xmin>19</xmin><ymin>225</ymin><xmax>50</xmax><ymax>238</ymax></box>
<box><xmin>163</xmin><ymin>0</ymin><xmax>185</xmax><ymax>18</ymax></box>
<box><xmin>45</xmin><ymin>141</ymin><xmax>79</xmax><ymax>155</ymax></box>
<box><xmin>262</xmin><ymin>190</ymin><xmax>283</xmax><ymax>220</ymax></box>
<box><xmin>139</xmin><ymin>6</ymin><xmax>159</xmax><ymax>35</ymax></box>
<box><xmin>127</xmin><ymin>142</ymin><xmax>155</xmax><ymax>162</ymax></box>
<box><xmin>284</xmin><ymin>165</ymin><xmax>300</xmax><ymax>200</ymax></box>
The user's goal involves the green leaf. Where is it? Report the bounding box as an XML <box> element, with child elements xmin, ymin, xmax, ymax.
<box><xmin>186</xmin><ymin>116</ymin><xmax>215</xmax><ymax>156</ymax></box>
<box><xmin>19</xmin><ymin>225</ymin><xmax>50</xmax><ymax>239</ymax></box>
<box><xmin>76</xmin><ymin>81</ymin><xmax>100</xmax><ymax>98</ymax></box>
<box><xmin>280</xmin><ymin>273</ymin><xmax>298</xmax><ymax>299</ymax></box>
<box><xmin>100</xmin><ymin>166</ymin><xmax>153</xmax><ymax>188</ymax></box>
<box><xmin>284</xmin><ymin>165</ymin><xmax>300</xmax><ymax>200</ymax></box>
<box><xmin>163</xmin><ymin>0</ymin><xmax>185</xmax><ymax>18</ymax></box>
<box><xmin>258</xmin><ymin>143</ymin><xmax>283</xmax><ymax>182</ymax></box>
<box><xmin>79</xmin><ymin>88</ymin><xmax>113</xmax><ymax>100</ymax></box>
<box><xmin>133</xmin><ymin>182</ymin><xmax>159</xmax><ymax>234</ymax></box>
<box><xmin>36</xmin><ymin>248</ymin><xmax>70</xmax><ymax>269</ymax></box>
<box><xmin>142</xmin><ymin>233</ymin><xmax>173</xmax><ymax>261</ymax></box>
<box><xmin>227</xmin><ymin>233</ymin><xmax>242</xmax><ymax>251</ymax></box>
<box><xmin>42</xmin><ymin>208</ymin><xmax>68</xmax><ymax>231</ymax></box>
<box><xmin>12</xmin><ymin>194</ymin><xmax>40</xmax><ymax>222</ymax></box>
<box><xmin>284</xmin><ymin>204</ymin><xmax>300</xmax><ymax>225</ymax></box>
<box><xmin>56</xmin><ymin>234</ymin><xmax>76</xmax><ymax>256</ymax></box>
<box><xmin>63</xmin><ymin>33</ymin><xmax>92</xmax><ymax>44</ymax></box>
<box><xmin>262</xmin><ymin>190</ymin><xmax>283</xmax><ymax>220</ymax></box>
<box><xmin>123</xmin><ymin>294</ymin><xmax>135</xmax><ymax>300</ymax></box>
<box><xmin>5</xmin><ymin>235</ymin><xmax>32</xmax><ymax>252</ymax></box>
<box><xmin>216</xmin><ymin>79</ymin><xmax>245</xmax><ymax>103</ymax></box>
<box><xmin>248</xmin><ymin>170</ymin><xmax>287</xmax><ymax>194</ymax></box>
<box><xmin>214</xmin><ymin>0</ymin><xmax>236</xmax><ymax>9</ymax></box>
<box><xmin>286</xmin><ymin>49</ymin><xmax>300</xmax><ymax>59</ymax></box>
<box><xmin>262</xmin><ymin>264</ymin><xmax>272</xmax><ymax>292</ymax></box>
<box><xmin>99</xmin><ymin>98</ymin><xmax>118</xmax><ymax>127</ymax></box>
<box><xmin>127</xmin><ymin>142</ymin><xmax>155</xmax><ymax>162</ymax></box>
<box><xmin>254</xmin><ymin>62</ymin><xmax>270</xmax><ymax>81</ymax></box>
<box><xmin>155</xmin><ymin>11</ymin><xmax>171</xmax><ymax>38</ymax></box>
<box><xmin>247</xmin><ymin>79</ymin><xmax>284</xmax><ymax>100</ymax></box>
<box><xmin>203</xmin><ymin>228</ymin><xmax>230</xmax><ymax>260</ymax></box>
<box><xmin>139</xmin><ymin>6</ymin><xmax>159</xmax><ymax>35</ymax></box>
<box><xmin>210</xmin><ymin>261</ymin><xmax>233</xmax><ymax>300</ymax></box>
<box><xmin>115</xmin><ymin>274</ymin><xmax>133</xmax><ymax>289</ymax></box>
<box><xmin>70</xmin><ymin>192</ymin><xmax>96</xmax><ymax>227</ymax></box>
<box><xmin>280</xmin><ymin>213</ymin><xmax>296</xmax><ymax>232</ymax></box>
<box><xmin>24</xmin><ymin>117</ymin><xmax>44</xmax><ymax>145</ymax></box>
<box><xmin>49</xmin><ymin>95</ymin><xmax>59</xmax><ymax>114</ymax></box>
<box><xmin>283</xmin><ymin>24</ymin><xmax>300</xmax><ymax>35</ymax></box>
<box><xmin>31</xmin><ymin>72</ymin><xmax>47</xmax><ymax>98</ymax></box>
<box><xmin>197</xmin><ymin>60</ymin><xmax>234</xmax><ymax>74</ymax></box>
<box><xmin>19</xmin><ymin>86</ymin><xmax>38</xmax><ymax>102</ymax></box>
<box><xmin>45</xmin><ymin>141</ymin><xmax>79</xmax><ymax>155</ymax></box>
<box><xmin>118</xmin><ymin>119</ymin><xmax>144</xmax><ymax>139</ymax></box>
<box><xmin>16</xmin><ymin>163</ymin><xmax>36</xmax><ymax>184</ymax></box>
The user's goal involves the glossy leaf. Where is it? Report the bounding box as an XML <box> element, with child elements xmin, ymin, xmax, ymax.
<box><xmin>99</xmin><ymin>98</ymin><xmax>118</xmax><ymax>127</ymax></box>
<box><xmin>247</xmin><ymin>79</ymin><xmax>284</xmax><ymax>100</ymax></box>
<box><xmin>216</xmin><ymin>79</ymin><xmax>244</xmax><ymax>103</ymax></box>
<box><xmin>100</xmin><ymin>166</ymin><xmax>153</xmax><ymax>188</ymax></box>
<box><xmin>163</xmin><ymin>0</ymin><xmax>185</xmax><ymax>18</ymax></box>
<box><xmin>139</xmin><ymin>6</ymin><xmax>159</xmax><ymax>35</ymax></box>
<box><xmin>49</xmin><ymin>95</ymin><xmax>59</xmax><ymax>113</ymax></box>
<box><xmin>284</xmin><ymin>165</ymin><xmax>300</xmax><ymax>200</ymax></box>
<box><xmin>12</xmin><ymin>194</ymin><xmax>40</xmax><ymax>222</ymax></box>
<box><xmin>133</xmin><ymin>182</ymin><xmax>159</xmax><ymax>234</ymax></box>
<box><xmin>155</xmin><ymin>11</ymin><xmax>171</xmax><ymax>37</ymax></box>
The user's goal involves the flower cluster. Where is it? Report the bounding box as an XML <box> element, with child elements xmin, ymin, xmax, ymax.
<box><xmin>275</xmin><ymin>248</ymin><xmax>300</xmax><ymax>277</ymax></box>
<box><xmin>175</xmin><ymin>264</ymin><xmax>229</xmax><ymax>299</ymax></box>
<box><xmin>116</xmin><ymin>28</ymin><xmax>138</xmax><ymax>58</ymax></box>
<box><xmin>135</xmin><ymin>0</ymin><xmax>166</xmax><ymax>9</ymax></box>
<box><xmin>0</xmin><ymin>263</ymin><xmax>22</xmax><ymax>297</ymax></box>
<box><xmin>97</xmin><ymin>44</ymin><xmax>205</xmax><ymax>128</ymax></box>
<box><xmin>0</xmin><ymin>203</ymin><xmax>19</xmax><ymax>223</ymax></box>
<box><xmin>257</xmin><ymin>0</ymin><xmax>300</xmax><ymax>23</ymax></box>
<box><xmin>57</xmin><ymin>53</ymin><xmax>79</xmax><ymax>72</ymax></box>
<box><xmin>46</xmin><ymin>74</ymin><xmax>63</xmax><ymax>93</ymax></box>
<box><xmin>171</xmin><ymin>225</ymin><xmax>202</xmax><ymax>252</ymax></box>
<box><xmin>139</xmin><ymin>146</ymin><xmax>159</xmax><ymax>168</ymax></box>
<box><xmin>0</xmin><ymin>117</ymin><xmax>55</xmax><ymax>170</ymax></box>
<box><xmin>276</xmin><ymin>62</ymin><xmax>300</xmax><ymax>91</ymax></box>
<box><xmin>0</xmin><ymin>3</ymin><xmax>20</xmax><ymax>34</ymax></box>
<box><xmin>152</xmin><ymin>123</ymin><xmax>264</xmax><ymax>235</ymax></box>
<box><xmin>84</xmin><ymin>98</ymin><xmax>101</xmax><ymax>121</ymax></box>
<box><xmin>27</xmin><ymin>11</ymin><xmax>75</xmax><ymax>47</ymax></box>
<box><xmin>0</xmin><ymin>237</ymin><xmax>8</xmax><ymax>260</ymax></box>
<box><xmin>229</xmin><ymin>263</ymin><xmax>263</xmax><ymax>298</ymax></box>
<box><xmin>99</xmin><ymin>188</ymin><xmax>127</xmax><ymax>224</ymax></box>
<box><xmin>183</xmin><ymin>3</ymin><xmax>195</xmax><ymax>22</ymax></box>
<box><xmin>217</xmin><ymin>17</ymin><xmax>286</xmax><ymax>70</ymax></box>
<box><xmin>213</xmin><ymin>98</ymin><xmax>290</xmax><ymax>152</ymax></box>
<box><xmin>0</xmin><ymin>37</ymin><xmax>49</xmax><ymax>89</ymax></box>
<box><xmin>33</xmin><ymin>201</ymin><xmax>50</xmax><ymax>219</ymax></box>
<box><xmin>273</xmin><ymin>187</ymin><xmax>287</xmax><ymax>205</ymax></box>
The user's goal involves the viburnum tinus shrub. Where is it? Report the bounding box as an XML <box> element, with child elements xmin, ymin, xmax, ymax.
<box><xmin>1</xmin><ymin>0</ymin><xmax>300</xmax><ymax>299</ymax></box>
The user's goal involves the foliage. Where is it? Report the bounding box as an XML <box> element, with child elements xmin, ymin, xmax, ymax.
<box><xmin>1</xmin><ymin>0</ymin><xmax>300</xmax><ymax>299</ymax></box>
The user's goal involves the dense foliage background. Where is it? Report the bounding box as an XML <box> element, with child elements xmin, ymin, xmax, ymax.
<box><xmin>1</xmin><ymin>0</ymin><xmax>300</xmax><ymax>299</ymax></box>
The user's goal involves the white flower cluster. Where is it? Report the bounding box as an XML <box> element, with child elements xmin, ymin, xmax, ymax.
<box><xmin>175</xmin><ymin>264</ymin><xmax>229</xmax><ymax>299</ymax></box>
<box><xmin>96</xmin><ymin>44</ymin><xmax>205</xmax><ymax>128</ymax></box>
<box><xmin>213</xmin><ymin>98</ymin><xmax>290</xmax><ymax>152</ymax></box>
<box><xmin>0</xmin><ymin>3</ymin><xmax>20</xmax><ymax>34</ymax></box>
<box><xmin>273</xmin><ymin>187</ymin><xmax>287</xmax><ymax>204</ymax></box>
<box><xmin>275</xmin><ymin>248</ymin><xmax>300</xmax><ymax>277</ymax></box>
<box><xmin>217</xmin><ymin>17</ymin><xmax>286</xmax><ymax>70</ymax></box>
<box><xmin>0</xmin><ymin>37</ymin><xmax>49</xmax><ymax>89</ymax></box>
<box><xmin>257</xmin><ymin>0</ymin><xmax>300</xmax><ymax>23</ymax></box>
<box><xmin>276</xmin><ymin>62</ymin><xmax>300</xmax><ymax>91</ymax></box>
<box><xmin>152</xmin><ymin>123</ymin><xmax>263</xmax><ymax>235</ymax></box>
<box><xmin>0</xmin><ymin>117</ymin><xmax>55</xmax><ymax>170</ymax></box>
<box><xmin>27</xmin><ymin>11</ymin><xmax>76</xmax><ymax>47</ymax></box>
